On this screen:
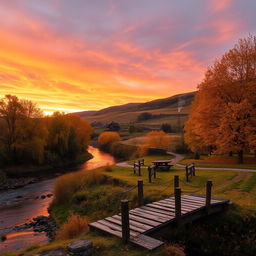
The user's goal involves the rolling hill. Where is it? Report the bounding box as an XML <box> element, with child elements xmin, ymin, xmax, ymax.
<box><xmin>76</xmin><ymin>91</ymin><xmax>195</xmax><ymax>126</ymax></box>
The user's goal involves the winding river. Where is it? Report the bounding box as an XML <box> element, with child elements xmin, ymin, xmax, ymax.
<box><xmin>0</xmin><ymin>146</ymin><xmax>116</xmax><ymax>254</ymax></box>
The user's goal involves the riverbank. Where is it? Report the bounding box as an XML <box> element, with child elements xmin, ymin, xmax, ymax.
<box><xmin>0</xmin><ymin>151</ymin><xmax>93</xmax><ymax>191</ymax></box>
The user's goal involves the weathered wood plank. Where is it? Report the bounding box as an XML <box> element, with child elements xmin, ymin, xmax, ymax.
<box><xmin>97</xmin><ymin>220</ymin><xmax>139</xmax><ymax>237</ymax></box>
<box><xmin>130</xmin><ymin>209</ymin><xmax>170</xmax><ymax>222</ymax></box>
<box><xmin>148</xmin><ymin>203</ymin><xmax>188</xmax><ymax>214</ymax></box>
<box><xmin>89</xmin><ymin>222</ymin><xmax>122</xmax><ymax>238</ymax></box>
<box><xmin>155</xmin><ymin>200</ymin><xmax>199</xmax><ymax>211</ymax></box>
<box><xmin>105</xmin><ymin>217</ymin><xmax>146</xmax><ymax>233</ymax></box>
<box><xmin>164</xmin><ymin>198</ymin><xmax>205</xmax><ymax>209</ymax></box>
<box><xmin>110</xmin><ymin>215</ymin><xmax>153</xmax><ymax>231</ymax></box>
<box><xmin>130</xmin><ymin>234</ymin><xmax>164</xmax><ymax>251</ymax></box>
<box><xmin>125</xmin><ymin>214</ymin><xmax>162</xmax><ymax>226</ymax></box>
<box><xmin>141</xmin><ymin>205</ymin><xmax>176</xmax><ymax>216</ymax></box>
<box><xmin>182</xmin><ymin>195</ymin><xmax>220</xmax><ymax>203</ymax></box>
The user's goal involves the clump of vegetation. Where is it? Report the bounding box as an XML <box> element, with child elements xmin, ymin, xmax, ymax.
<box><xmin>137</xmin><ymin>112</ymin><xmax>153</xmax><ymax>122</ymax></box>
<box><xmin>54</xmin><ymin>170</ymin><xmax>107</xmax><ymax>204</ymax></box>
<box><xmin>56</xmin><ymin>214</ymin><xmax>88</xmax><ymax>240</ymax></box>
<box><xmin>0</xmin><ymin>95</ymin><xmax>93</xmax><ymax>173</ymax></box>
<box><xmin>185</xmin><ymin>35</ymin><xmax>256</xmax><ymax>164</ymax></box>
<box><xmin>98</xmin><ymin>131</ymin><xmax>120</xmax><ymax>151</ymax></box>
<box><xmin>146</xmin><ymin>130</ymin><xmax>170</xmax><ymax>150</ymax></box>
<box><xmin>163</xmin><ymin>244</ymin><xmax>185</xmax><ymax>256</ymax></box>
<box><xmin>0</xmin><ymin>170</ymin><xmax>6</xmax><ymax>183</ymax></box>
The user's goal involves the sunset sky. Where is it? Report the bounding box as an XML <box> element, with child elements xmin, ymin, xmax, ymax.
<box><xmin>0</xmin><ymin>0</ymin><xmax>256</xmax><ymax>114</ymax></box>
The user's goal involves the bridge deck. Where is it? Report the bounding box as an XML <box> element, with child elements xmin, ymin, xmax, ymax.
<box><xmin>89</xmin><ymin>194</ymin><xmax>229</xmax><ymax>250</ymax></box>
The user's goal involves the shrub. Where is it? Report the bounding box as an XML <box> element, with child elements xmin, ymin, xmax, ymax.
<box><xmin>137</xmin><ymin>112</ymin><xmax>153</xmax><ymax>122</ymax></box>
<box><xmin>54</xmin><ymin>171</ymin><xmax>107</xmax><ymax>204</ymax></box>
<box><xmin>146</xmin><ymin>130</ymin><xmax>170</xmax><ymax>150</ymax></box>
<box><xmin>110</xmin><ymin>142</ymin><xmax>138</xmax><ymax>160</ymax></box>
<box><xmin>56</xmin><ymin>214</ymin><xmax>88</xmax><ymax>240</ymax></box>
<box><xmin>0</xmin><ymin>170</ymin><xmax>6</xmax><ymax>183</ymax></box>
<box><xmin>163</xmin><ymin>244</ymin><xmax>185</xmax><ymax>256</ymax></box>
<box><xmin>104</xmin><ymin>164</ymin><xmax>113</xmax><ymax>172</ymax></box>
<box><xmin>98</xmin><ymin>131</ymin><xmax>120</xmax><ymax>151</ymax></box>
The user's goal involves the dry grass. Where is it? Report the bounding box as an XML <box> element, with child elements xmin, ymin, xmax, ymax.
<box><xmin>163</xmin><ymin>244</ymin><xmax>186</xmax><ymax>256</ymax></box>
<box><xmin>54</xmin><ymin>170</ymin><xmax>107</xmax><ymax>204</ymax></box>
<box><xmin>56</xmin><ymin>214</ymin><xmax>88</xmax><ymax>240</ymax></box>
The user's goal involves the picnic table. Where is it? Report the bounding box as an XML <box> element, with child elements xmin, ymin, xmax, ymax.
<box><xmin>152</xmin><ymin>160</ymin><xmax>173</xmax><ymax>171</ymax></box>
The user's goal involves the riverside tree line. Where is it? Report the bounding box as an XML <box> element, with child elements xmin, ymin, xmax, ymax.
<box><xmin>0</xmin><ymin>95</ymin><xmax>92</xmax><ymax>167</ymax></box>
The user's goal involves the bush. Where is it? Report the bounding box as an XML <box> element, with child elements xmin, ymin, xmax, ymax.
<box><xmin>56</xmin><ymin>214</ymin><xmax>88</xmax><ymax>240</ymax></box>
<box><xmin>98</xmin><ymin>131</ymin><xmax>120</xmax><ymax>151</ymax></box>
<box><xmin>146</xmin><ymin>130</ymin><xmax>170</xmax><ymax>150</ymax></box>
<box><xmin>104</xmin><ymin>164</ymin><xmax>113</xmax><ymax>172</ymax></box>
<box><xmin>163</xmin><ymin>244</ymin><xmax>185</xmax><ymax>256</ymax></box>
<box><xmin>137</xmin><ymin>112</ymin><xmax>153</xmax><ymax>122</ymax></box>
<box><xmin>109</xmin><ymin>142</ymin><xmax>138</xmax><ymax>160</ymax></box>
<box><xmin>54</xmin><ymin>171</ymin><xmax>107</xmax><ymax>204</ymax></box>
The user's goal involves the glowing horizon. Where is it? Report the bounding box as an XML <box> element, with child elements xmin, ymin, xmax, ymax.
<box><xmin>0</xmin><ymin>0</ymin><xmax>256</xmax><ymax>115</ymax></box>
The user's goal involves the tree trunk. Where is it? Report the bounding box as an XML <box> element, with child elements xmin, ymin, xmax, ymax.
<box><xmin>238</xmin><ymin>150</ymin><xmax>244</xmax><ymax>164</ymax></box>
<box><xmin>229</xmin><ymin>151</ymin><xmax>233</xmax><ymax>157</ymax></box>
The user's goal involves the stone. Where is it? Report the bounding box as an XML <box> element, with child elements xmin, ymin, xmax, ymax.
<box><xmin>41</xmin><ymin>195</ymin><xmax>46</xmax><ymax>199</ymax></box>
<box><xmin>67</xmin><ymin>239</ymin><xmax>93</xmax><ymax>256</ymax></box>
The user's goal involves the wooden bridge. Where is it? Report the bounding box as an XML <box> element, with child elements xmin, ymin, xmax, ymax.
<box><xmin>89</xmin><ymin>177</ymin><xmax>230</xmax><ymax>251</ymax></box>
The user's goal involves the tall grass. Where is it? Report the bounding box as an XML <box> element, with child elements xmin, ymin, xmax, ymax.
<box><xmin>56</xmin><ymin>214</ymin><xmax>88</xmax><ymax>240</ymax></box>
<box><xmin>54</xmin><ymin>170</ymin><xmax>107</xmax><ymax>204</ymax></box>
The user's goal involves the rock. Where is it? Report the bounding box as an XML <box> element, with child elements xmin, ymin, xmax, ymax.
<box><xmin>47</xmin><ymin>193</ymin><xmax>53</xmax><ymax>198</ymax></box>
<box><xmin>67</xmin><ymin>239</ymin><xmax>93</xmax><ymax>256</ymax></box>
<box><xmin>41</xmin><ymin>195</ymin><xmax>46</xmax><ymax>199</ymax></box>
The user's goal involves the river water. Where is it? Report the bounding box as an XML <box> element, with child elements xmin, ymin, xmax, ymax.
<box><xmin>0</xmin><ymin>146</ymin><xmax>115</xmax><ymax>254</ymax></box>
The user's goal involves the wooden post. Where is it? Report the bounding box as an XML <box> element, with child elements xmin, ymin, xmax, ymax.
<box><xmin>192</xmin><ymin>163</ymin><xmax>195</xmax><ymax>176</ymax></box>
<box><xmin>148</xmin><ymin>166</ymin><xmax>152</xmax><ymax>183</ymax></box>
<box><xmin>174</xmin><ymin>175</ymin><xmax>179</xmax><ymax>193</ymax></box>
<box><xmin>206</xmin><ymin>180</ymin><xmax>213</xmax><ymax>210</ymax></box>
<box><xmin>137</xmin><ymin>180</ymin><xmax>144</xmax><ymax>206</ymax></box>
<box><xmin>133</xmin><ymin>163</ymin><xmax>136</xmax><ymax>174</ymax></box>
<box><xmin>138</xmin><ymin>164</ymin><xmax>141</xmax><ymax>176</ymax></box>
<box><xmin>121</xmin><ymin>200</ymin><xmax>130</xmax><ymax>244</ymax></box>
<box><xmin>175</xmin><ymin>187</ymin><xmax>181</xmax><ymax>223</ymax></box>
<box><xmin>185</xmin><ymin>165</ymin><xmax>189</xmax><ymax>182</ymax></box>
<box><xmin>153</xmin><ymin>166</ymin><xmax>156</xmax><ymax>179</ymax></box>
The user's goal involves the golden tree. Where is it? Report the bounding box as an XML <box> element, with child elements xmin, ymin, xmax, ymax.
<box><xmin>185</xmin><ymin>35</ymin><xmax>256</xmax><ymax>163</ymax></box>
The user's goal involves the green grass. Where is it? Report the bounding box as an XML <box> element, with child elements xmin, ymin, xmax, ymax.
<box><xmin>242</xmin><ymin>174</ymin><xmax>256</xmax><ymax>192</ymax></box>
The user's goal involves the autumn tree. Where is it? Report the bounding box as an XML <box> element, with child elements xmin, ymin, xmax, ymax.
<box><xmin>146</xmin><ymin>130</ymin><xmax>170</xmax><ymax>150</ymax></box>
<box><xmin>98</xmin><ymin>131</ymin><xmax>120</xmax><ymax>151</ymax></box>
<box><xmin>184</xmin><ymin>35</ymin><xmax>256</xmax><ymax>163</ymax></box>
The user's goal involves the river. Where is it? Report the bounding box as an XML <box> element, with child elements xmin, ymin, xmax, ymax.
<box><xmin>0</xmin><ymin>146</ymin><xmax>116</xmax><ymax>254</ymax></box>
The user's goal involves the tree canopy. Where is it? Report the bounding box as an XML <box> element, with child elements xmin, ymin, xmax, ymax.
<box><xmin>184</xmin><ymin>35</ymin><xmax>256</xmax><ymax>163</ymax></box>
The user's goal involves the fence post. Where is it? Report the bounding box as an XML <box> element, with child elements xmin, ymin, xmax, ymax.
<box><xmin>175</xmin><ymin>187</ymin><xmax>181</xmax><ymax>224</ymax></box>
<box><xmin>137</xmin><ymin>180</ymin><xmax>144</xmax><ymax>206</ymax></box>
<box><xmin>192</xmin><ymin>163</ymin><xmax>196</xmax><ymax>176</ymax></box>
<box><xmin>153</xmin><ymin>166</ymin><xmax>156</xmax><ymax>179</ymax></box>
<box><xmin>121</xmin><ymin>200</ymin><xmax>130</xmax><ymax>244</ymax></box>
<box><xmin>138</xmin><ymin>164</ymin><xmax>141</xmax><ymax>176</ymax></box>
<box><xmin>174</xmin><ymin>175</ymin><xmax>179</xmax><ymax>193</ymax></box>
<box><xmin>206</xmin><ymin>180</ymin><xmax>212</xmax><ymax>211</ymax></box>
<box><xmin>148</xmin><ymin>166</ymin><xmax>152</xmax><ymax>183</ymax></box>
<box><xmin>133</xmin><ymin>163</ymin><xmax>136</xmax><ymax>174</ymax></box>
<box><xmin>185</xmin><ymin>165</ymin><xmax>189</xmax><ymax>182</ymax></box>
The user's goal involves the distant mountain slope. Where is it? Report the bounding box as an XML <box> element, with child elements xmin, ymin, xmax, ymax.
<box><xmin>76</xmin><ymin>91</ymin><xmax>196</xmax><ymax>124</ymax></box>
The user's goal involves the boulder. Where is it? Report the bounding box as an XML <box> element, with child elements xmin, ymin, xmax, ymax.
<box><xmin>67</xmin><ymin>239</ymin><xmax>93</xmax><ymax>256</ymax></box>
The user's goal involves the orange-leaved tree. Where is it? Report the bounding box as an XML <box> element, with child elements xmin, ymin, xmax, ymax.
<box><xmin>98</xmin><ymin>131</ymin><xmax>120</xmax><ymax>151</ymax></box>
<box><xmin>146</xmin><ymin>130</ymin><xmax>170</xmax><ymax>150</ymax></box>
<box><xmin>184</xmin><ymin>35</ymin><xmax>256</xmax><ymax>163</ymax></box>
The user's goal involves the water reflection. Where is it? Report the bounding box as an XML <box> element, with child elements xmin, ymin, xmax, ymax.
<box><xmin>0</xmin><ymin>146</ymin><xmax>115</xmax><ymax>254</ymax></box>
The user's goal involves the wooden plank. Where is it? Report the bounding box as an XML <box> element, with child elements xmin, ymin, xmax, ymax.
<box><xmin>125</xmin><ymin>214</ymin><xmax>162</xmax><ymax>227</ymax></box>
<box><xmin>182</xmin><ymin>195</ymin><xmax>220</xmax><ymax>203</ymax></box>
<box><xmin>105</xmin><ymin>217</ymin><xmax>146</xmax><ymax>233</ymax></box>
<box><xmin>164</xmin><ymin>198</ymin><xmax>205</xmax><ymax>209</ymax></box>
<box><xmin>97</xmin><ymin>220</ymin><xmax>139</xmax><ymax>237</ymax></box>
<box><xmin>148</xmin><ymin>203</ymin><xmax>188</xmax><ymax>214</ymax></box>
<box><xmin>141</xmin><ymin>205</ymin><xmax>175</xmax><ymax>217</ymax></box>
<box><xmin>130</xmin><ymin>234</ymin><xmax>164</xmax><ymax>251</ymax></box>
<box><xmin>110</xmin><ymin>215</ymin><xmax>153</xmax><ymax>231</ymax></box>
<box><xmin>133</xmin><ymin>207</ymin><xmax>172</xmax><ymax>220</ymax></box>
<box><xmin>89</xmin><ymin>222</ymin><xmax>122</xmax><ymax>238</ymax></box>
<box><xmin>191</xmin><ymin>193</ymin><xmax>229</xmax><ymax>202</ymax></box>
<box><xmin>155</xmin><ymin>200</ymin><xmax>198</xmax><ymax>212</ymax></box>
<box><xmin>130</xmin><ymin>209</ymin><xmax>169</xmax><ymax>222</ymax></box>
